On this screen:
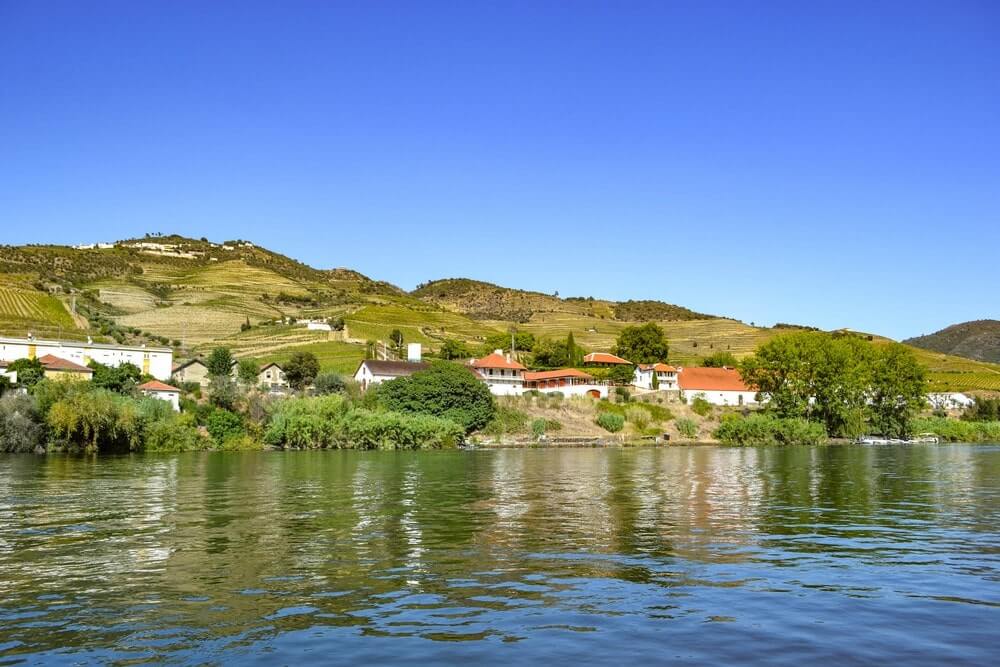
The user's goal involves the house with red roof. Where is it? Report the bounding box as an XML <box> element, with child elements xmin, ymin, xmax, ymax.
<box><xmin>138</xmin><ymin>380</ymin><xmax>182</xmax><ymax>411</ymax></box>
<box><xmin>37</xmin><ymin>354</ymin><xmax>94</xmax><ymax>382</ymax></box>
<box><xmin>582</xmin><ymin>352</ymin><xmax>632</xmax><ymax>367</ymax></box>
<box><xmin>677</xmin><ymin>367</ymin><xmax>760</xmax><ymax>406</ymax></box>
<box><xmin>523</xmin><ymin>368</ymin><xmax>609</xmax><ymax>398</ymax></box>
<box><xmin>633</xmin><ymin>363</ymin><xmax>678</xmax><ymax>391</ymax></box>
<box><xmin>470</xmin><ymin>350</ymin><xmax>526</xmax><ymax>396</ymax></box>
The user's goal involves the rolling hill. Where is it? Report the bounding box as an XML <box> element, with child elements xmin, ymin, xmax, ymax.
<box><xmin>905</xmin><ymin>320</ymin><xmax>1000</xmax><ymax>365</ymax></box>
<box><xmin>1</xmin><ymin>235</ymin><xmax>998</xmax><ymax>391</ymax></box>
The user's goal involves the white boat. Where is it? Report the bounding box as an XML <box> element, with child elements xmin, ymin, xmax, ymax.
<box><xmin>857</xmin><ymin>434</ymin><xmax>939</xmax><ymax>445</ymax></box>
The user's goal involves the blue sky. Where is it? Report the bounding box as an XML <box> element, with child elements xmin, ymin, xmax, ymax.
<box><xmin>1</xmin><ymin>1</ymin><xmax>997</xmax><ymax>340</ymax></box>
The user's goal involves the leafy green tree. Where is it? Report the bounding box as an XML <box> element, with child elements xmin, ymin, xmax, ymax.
<box><xmin>47</xmin><ymin>387</ymin><xmax>143</xmax><ymax>453</ymax></box>
<box><xmin>208</xmin><ymin>375</ymin><xmax>240</xmax><ymax>410</ymax></box>
<box><xmin>613</xmin><ymin>323</ymin><xmax>669</xmax><ymax>364</ymax></box>
<box><xmin>89</xmin><ymin>361</ymin><xmax>142</xmax><ymax>393</ymax></box>
<box><xmin>607</xmin><ymin>364</ymin><xmax>636</xmax><ymax>386</ymax></box>
<box><xmin>439</xmin><ymin>339</ymin><xmax>471</xmax><ymax>360</ymax></box>
<box><xmin>566</xmin><ymin>332</ymin><xmax>579</xmax><ymax>367</ymax></box>
<box><xmin>867</xmin><ymin>343</ymin><xmax>927</xmax><ymax>437</ymax></box>
<box><xmin>374</xmin><ymin>362</ymin><xmax>495</xmax><ymax>433</ymax></box>
<box><xmin>651</xmin><ymin>369</ymin><xmax>659</xmax><ymax>390</ymax></box>
<box><xmin>701</xmin><ymin>351</ymin><xmax>738</xmax><ymax>368</ymax></box>
<box><xmin>206</xmin><ymin>347</ymin><xmax>235</xmax><ymax>378</ymax></box>
<box><xmin>531</xmin><ymin>337</ymin><xmax>570</xmax><ymax>368</ymax></box>
<box><xmin>284</xmin><ymin>351</ymin><xmax>320</xmax><ymax>390</ymax></box>
<box><xmin>0</xmin><ymin>375</ymin><xmax>12</xmax><ymax>397</ymax></box>
<box><xmin>389</xmin><ymin>329</ymin><xmax>404</xmax><ymax>356</ymax></box>
<box><xmin>483</xmin><ymin>331</ymin><xmax>535</xmax><ymax>355</ymax></box>
<box><xmin>8</xmin><ymin>358</ymin><xmax>44</xmax><ymax>388</ymax></box>
<box><xmin>0</xmin><ymin>394</ymin><xmax>46</xmax><ymax>452</ymax></box>
<box><xmin>237</xmin><ymin>358</ymin><xmax>260</xmax><ymax>387</ymax></box>
<box><xmin>206</xmin><ymin>409</ymin><xmax>245</xmax><ymax>445</ymax></box>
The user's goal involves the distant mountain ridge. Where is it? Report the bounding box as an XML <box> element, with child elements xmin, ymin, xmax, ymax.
<box><xmin>905</xmin><ymin>320</ymin><xmax>1000</xmax><ymax>364</ymax></box>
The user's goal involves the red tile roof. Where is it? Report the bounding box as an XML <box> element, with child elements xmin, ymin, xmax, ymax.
<box><xmin>638</xmin><ymin>363</ymin><xmax>677</xmax><ymax>372</ymax></box>
<box><xmin>138</xmin><ymin>380</ymin><xmax>181</xmax><ymax>393</ymax></box>
<box><xmin>583</xmin><ymin>352</ymin><xmax>632</xmax><ymax>365</ymax></box>
<box><xmin>678</xmin><ymin>367</ymin><xmax>750</xmax><ymax>392</ymax></box>
<box><xmin>523</xmin><ymin>368</ymin><xmax>594</xmax><ymax>382</ymax></box>
<box><xmin>37</xmin><ymin>354</ymin><xmax>93</xmax><ymax>373</ymax></box>
<box><xmin>471</xmin><ymin>353</ymin><xmax>526</xmax><ymax>370</ymax></box>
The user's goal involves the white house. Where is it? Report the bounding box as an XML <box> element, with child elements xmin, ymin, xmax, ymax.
<box><xmin>633</xmin><ymin>363</ymin><xmax>679</xmax><ymax>391</ymax></box>
<box><xmin>0</xmin><ymin>336</ymin><xmax>173</xmax><ymax>381</ymax></box>
<box><xmin>258</xmin><ymin>362</ymin><xmax>288</xmax><ymax>389</ymax></box>
<box><xmin>306</xmin><ymin>322</ymin><xmax>332</xmax><ymax>332</ymax></box>
<box><xmin>523</xmin><ymin>368</ymin><xmax>609</xmax><ymax>398</ymax></box>
<box><xmin>471</xmin><ymin>350</ymin><xmax>526</xmax><ymax>396</ymax></box>
<box><xmin>138</xmin><ymin>380</ymin><xmax>181</xmax><ymax>411</ymax></box>
<box><xmin>926</xmin><ymin>392</ymin><xmax>975</xmax><ymax>410</ymax></box>
<box><xmin>678</xmin><ymin>367</ymin><xmax>759</xmax><ymax>406</ymax></box>
<box><xmin>354</xmin><ymin>359</ymin><xmax>430</xmax><ymax>391</ymax></box>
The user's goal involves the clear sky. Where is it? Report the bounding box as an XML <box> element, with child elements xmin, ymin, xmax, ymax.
<box><xmin>1</xmin><ymin>1</ymin><xmax>997</xmax><ymax>340</ymax></box>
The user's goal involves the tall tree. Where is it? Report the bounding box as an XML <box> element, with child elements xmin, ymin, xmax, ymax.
<box><xmin>237</xmin><ymin>359</ymin><xmax>260</xmax><ymax>387</ymax></box>
<box><xmin>284</xmin><ymin>351</ymin><xmax>320</xmax><ymax>390</ymax></box>
<box><xmin>206</xmin><ymin>347</ymin><xmax>235</xmax><ymax>378</ymax></box>
<box><xmin>613</xmin><ymin>323</ymin><xmax>669</xmax><ymax>364</ymax></box>
<box><xmin>389</xmin><ymin>329</ymin><xmax>404</xmax><ymax>357</ymax></box>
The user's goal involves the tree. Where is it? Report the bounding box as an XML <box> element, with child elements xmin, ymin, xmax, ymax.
<box><xmin>483</xmin><ymin>331</ymin><xmax>535</xmax><ymax>355</ymax></box>
<box><xmin>89</xmin><ymin>361</ymin><xmax>141</xmax><ymax>393</ymax></box>
<box><xmin>740</xmin><ymin>331</ymin><xmax>927</xmax><ymax>438</ymax></box>
<box><xmin>439</xmin><ymin>339</ymin><xmax>471</xmax><ymax>360</ymax></box>
<box><xmin>607</xmin><ymin>364</ymin><xmax>636</xmax><ymax>386</ymax></box>
<box><xmin>208</xmin><ymin>375</ymin><xmax>239</xmax><ymax>410</ymax></box>
<box><xmin>374</xmin><ymin>362</ymin><xmax>495</xmax><ymax>433</ymax></box>
<box><xmin>531</xmin><ymin>337</ymin><xmax>570</xmax><ymax>368</ymax></box>
<box><xmin>613</xmin><ymin>323</ymin><xmax>669</xmax><ymax>364</ymax></box>
<box><xmin>701</xmin><ymin>351</ymin><xmax>738</xmax><ymax>368</ymax></box>
<box><xmin>284</xmin><ymin>351</ymin><xmax>320</xmax><ymax>390</ymax></box>
<box><xmin>389</xmin><ymin>329</ymin><xmax>404</xmax><ymax>356</ymax></box>
<box><xmin>651</xmin><ymin>369</ymin><xmax>660</xmax><ymax>390</ymax></box>
<box><xmin>206</xmin><ymin>347</ymin><xmax>235</xmax><ymax>378</ymax></box>
<box><xmin>566</xmin><ymin>332</ymin><xmax>584</xmax><ymax>367</ymax></box>
<box><xmin>237</xmin><ymin>359</ymin><xmax>260</xmax><ymax>387</ymax></box>
<box><xmin>8</xmin><ymin>358</ymin><xmax>44</xmax><ymax>389</ymax></box>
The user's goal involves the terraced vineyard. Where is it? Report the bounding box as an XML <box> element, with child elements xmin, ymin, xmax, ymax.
<box><xmin>344</xmin><ymin>304</ymin><xmax>501</xmax><ymax>347</ymax></box>
<box><xmin>0</xmin><ymin>279</ymin><xmax>79</xmax><ymax>336</ymax></box>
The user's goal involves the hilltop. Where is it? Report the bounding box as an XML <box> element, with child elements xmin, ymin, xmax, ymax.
<box><xmin>905</xmin><ymin>320</ymin><xmax>1000</xmax><ymax>365</ymax></box>
<box><xmin>1</xmin><ymin>235</ymin><xmax>999</xmax><ymax>391</ymax></box>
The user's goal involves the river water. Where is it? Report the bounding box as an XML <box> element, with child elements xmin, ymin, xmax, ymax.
<box><xmin>1</xmin><ymin>445</ymin><xmax>998</xmax><ymax>665</ymax></box>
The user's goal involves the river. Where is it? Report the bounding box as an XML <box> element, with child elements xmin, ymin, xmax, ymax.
<box><xmin>1</xmin><ymin>445</ymin><xmax>998</xmax><ymax>665</ymax></box>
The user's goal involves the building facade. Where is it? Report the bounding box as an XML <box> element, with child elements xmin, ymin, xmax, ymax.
<box><xmin>0</xmin><ymin>336</ymin><xmax>172</xmax><ymax>380</ymax></box>
<box><xmin>633</xmin><ymin>363</ymin><xmax>679</xmax><ymax>390</ymax></box>
<box><xmin>471</xmin><ymin>351</ymin><xmax>526</xmax><ymax>396</ymax></box>
<box><xmin>353</xmin><ymin>359</ymin><xmax>430</xmax><ymax>391</ymax></box>
<box><xmin>138</xmin><ymin>380</ymin><xmax>181</xmax><ymax>411</ymax></box>
<box><xmin>678</xmin><ymin>367</ymin><xmax>759</xmax><ymax>406</ymax></box>
<box><xmin>523</xmin><ymin>368</ymin><xmax>609</xmax><ymax>398</ymax></box>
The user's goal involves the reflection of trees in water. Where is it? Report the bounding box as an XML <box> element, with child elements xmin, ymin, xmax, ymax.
<box><xmin>1</xmin><ymin>445</ymin><xmax>998</xmax><ymax>658</ymax></box>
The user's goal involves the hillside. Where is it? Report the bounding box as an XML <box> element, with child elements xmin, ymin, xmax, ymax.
<box><xmin>1</xmin><ymin>236</ymin><xmax>998</xmax><ymax>391</ymax></box>
<box><xmin>412</xmin><ymin>278</ymin><xmax>711</xmax><ymax>322</ymax></box>
<box><xmin>905</xmin><ymin>320</ymin><xmax>1000</xmax><ymax>364</ymax></box>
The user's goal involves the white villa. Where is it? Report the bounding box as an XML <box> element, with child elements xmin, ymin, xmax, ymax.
<box><xmin>354</xmin><ymin>359</ymin><xmax>430</xmax><ymax>391</ymax></box>
<box><xmin>633</xmin><ymin>363</ymin><xmax>679</xmax><ymax>390</ymax></box>
<box><xmin>678</xmin><ymin>367</ymin><xmax>759</xmax><ymax>406</ymax></box>
<box><xmin>0</xmin><ymin>336</ymin><xmax>173</xmax><ymax>381</ymax></box>
<box><xmin>471</xmin><ymin>351</ymin><xmax>526</xmax><ymax>396</ymax></box>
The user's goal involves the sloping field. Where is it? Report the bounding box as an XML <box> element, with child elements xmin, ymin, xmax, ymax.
<box><xmin>904</xmin><ymin>345</ymin><xmax>1000</xmax><ymax>392</ymax></box>
<box><xmin>0</xmin><ymin>281</ymin><xmax>78</xmax><ymax>336</ymax></box>
<box><xmin>92</xmin><ymin>283</ymin><xmax>159</xmax><ymax>314</ymax></box>
<box><xmin>210</xmin><ymin>326</ymin><xmax>338</xmax><ymax>358</ymax></box>
<box><xmin>344</xmin><ymin>304</ymin><xmax>501</xmax><ymax>348</ymax></box>
<box><xmin>253</xmin><ymin>341</ymin><xmax>367</xmax><ymax>375</ymax></box>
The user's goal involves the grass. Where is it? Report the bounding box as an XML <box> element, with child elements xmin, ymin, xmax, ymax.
<box><xmin>253</xmin><ymin>340</ymin><xmax>367</xmax><ymax>375</ymax></box>
<box><xmin>0</xmin><ymin>277</ymin><xmax>79</xmax><ymax>335</ymax></box>
<box><xmin>345</xmin><ymin>304</ymin><xmax>500</xmax><ymax>347</ymax></box>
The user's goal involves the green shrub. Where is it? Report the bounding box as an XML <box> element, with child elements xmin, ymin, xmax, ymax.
<box><xmin>144</xmin><ymin>413</ymin><xmax>206</xmax><ymax>452</ymax></box>
<box><xmin>675</xmin><ymin>418</ymin><xmax>698</xmax><ymax>439</ymax></box>
<box><xmin>625</xmin><ymin>406</ymin><xmax>650</xmax><ymax>430</ymax></box>
<box><xmin>596</xmin><ymin>412</ymin><xmax>625</xmax><ymax>433</ymax></box>
<box><xmin>0</xmin><ymin>394</ymin><xmax>46</xmax><ymax>453</ymax></box>
<box><xmin>483</xmin><ymin>406</ymin><xmax>529</xmax><ymax>437</ymax></box>
<box><xmin>374</xmin><ymin>362</ymin><xmax>495</xmax><ymax>432</ymax></box>
<box><xmin>264</xmin><ymin>395</ymin><xmax>347</xmax><ymax>448</ymax></box>
<box><xmin>691</xmin><ymin>396</ymin><xmax>713</xmax><ymax>417</ymax></box>
<box><xmin>333</xmin><ymin>409</ymin><xmax>463</xmax><ymax>450</ymax></box>
<box><xmin>531</xmin><ymin>418</ymin><xmax>547</xmax><ymax>439</ymax></box>
<box><xmin>910</xmin><ymin>417</ymin><xmax>1000</xmax><ymax>442</ymax></box>
<box><xmin>206</xmin><ymin>409</ymin><xmax>245</xmax><ymax>445</ymax></box>
<box><xmin>216</xmin><ymin>434</ymin><xmax>266</xmax><ymax>451</ymax></box>
<box><xmin>714</xmin><ymin>414</ymin><xmax>827</xmax><ymax>446</ymax></box>
<box><xmin>544</xmin><ymin>418</ymin><xmax>563</xmax><ymax>432</ymax></box>
<box><xmin>313</xmin><ymin>372</ymin><xmax>347</xmax><ymax>395</ymax></box>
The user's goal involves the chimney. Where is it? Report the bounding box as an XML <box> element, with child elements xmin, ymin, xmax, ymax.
<box><xmin>407</xmin><ymin>343</ymin><xmax>422</xmax><ymax>362</ymax></box>
<box><xmin>494</xmin><ymin>349</ymin><xmax>503</xmax><ymax>356</ymax></box>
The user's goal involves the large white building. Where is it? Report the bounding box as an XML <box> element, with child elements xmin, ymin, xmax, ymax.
<box><xmin>0</xmin><ymin>336</ymin><xmax>173</xmax><ymax>381</ymax></box>
<box><xmin>633</xmin><ymin>363</ymin><xmax>679</xmax><ymax>391</ymax></box>
<box><xmin>353</xmin><ymin>359</ymin><xmax>430</xmax><ymax>391</ymax></box>
<box><xmin>678</xmin><ymin>366</ymin><xmax>759</xmax><ymax>406</ymax></box>
<box><xmin>523</xmin><ymin>368</ymin><xmax>609</xmax><ymax>398</ymax></box>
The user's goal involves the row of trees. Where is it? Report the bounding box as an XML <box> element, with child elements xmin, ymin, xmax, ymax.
<box><xmin>740</xmin><ymin>331</ymin><xmax>927</xmax><ymax>438</ymax></box>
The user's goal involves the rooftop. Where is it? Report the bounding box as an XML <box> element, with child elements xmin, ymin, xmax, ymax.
<box><xmin>358</xmin><ymin>359</ymin><xmax>430</xmax><ymax>376</ymax></box>
<box><xmin>138</xmin><ymin>380</ymin><xmax>181</xmax><ymax>393</ymax></box>
<box><xmin>37</xmin><ymin>354</ymin><xmax>93</xmax><ymax>373</ymax></box>
<box><xmin>583</xmin><ymin>352</ymin><xmax>632</xmax><ymax>365</ymax></box>
<box><xmin>523</xmin><ymin>368</ymin><xmax>594</xmax><ymax>382</ymax></box>
<box><xmin>472</xmin><ymin>352</ymin><xmax>526</xmax><ymax>370</ymax></box>
<box><xmin>0</xmin><ymin>336</ymin><xmax>171</xmax><ymax>354</ymax></box>
<box><xmin>638</xmin><ymin>363</ymin><xmax>677</xmax><ymax>373</ymax></box>
<box><xmin>678</xmin><ymin>367</ymin><xmax>750</xmax><ymax>392</ymax></box>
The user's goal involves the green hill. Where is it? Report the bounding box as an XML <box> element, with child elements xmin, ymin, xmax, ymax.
<box><xmin>904</xmin><ymin>320</ymin><xmax>1000</xmax><ymax>365</ymax></box>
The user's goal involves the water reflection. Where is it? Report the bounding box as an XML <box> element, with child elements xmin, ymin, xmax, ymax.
<box><xmin>1</xmin><ymin>445</ymin><xmax>999</xmax><ymax>664</ymax></box>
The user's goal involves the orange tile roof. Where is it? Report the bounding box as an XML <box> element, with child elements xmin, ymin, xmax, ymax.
<box><xmin>583</xmin><ymin>352</ymin><xmax>632</xmax><ymax>365</ymax></box>
<box><xmin>139</xmin><ymin>380</ymin><xmax>181</xmax><ymax>393</ymax></box>
<box><xmin>37</xmin><ymin>354</ymin><xmax>93</xmax><ymax>373</ymax></box>
<box><xmin>638</xmin><ymin>363</ymin><xmax>677</xmax><ymax>372</ymax></box>
<box><xmin>471</xmin><ymin>353</ymin><xmax>526</xmax><ymax>370</ymax></box>
<box><xmin>523</xmin><ymin>368</ymin><xmax>594</xmax><ymax>382</ymax></box>
<box><xmin>678</xmin><ymin>367</ymin><xmax>750</xmax><ymax>392</ymax></box>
